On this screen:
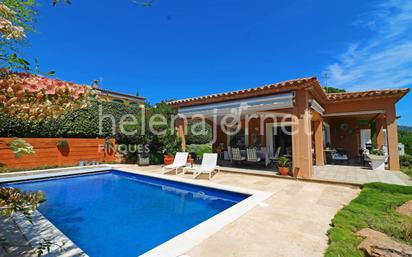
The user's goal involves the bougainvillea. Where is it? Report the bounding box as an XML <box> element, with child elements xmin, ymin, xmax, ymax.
<box><xmin>0</xmin><ymin>71</ymin><xmax>95</xmax><ymax>122</ymax></box>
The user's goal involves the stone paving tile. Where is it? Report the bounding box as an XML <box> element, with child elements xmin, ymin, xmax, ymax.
<box><xmin>0</xmin><ymin>218</ymin><xmax>35</xmax><ymax>257</ymax></box>
<box><xmin>1</xmin><ymin>165</ymin><xmax>360</xmax><ymax>257</ymax></box>
<box><xmin>313</xmin><ymin>165</ymin><xmax>411</xmax><ymax>186</ymax></box>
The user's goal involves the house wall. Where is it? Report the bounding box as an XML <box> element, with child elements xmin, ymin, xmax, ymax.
<box><xmin>325</xmin><ymin>98</ymin><xmax>396</xmax><ymax>114</ymax></box>
<box><xmin>328</xmin><ymin>118</ymin><xmax>364</xmax><ymax>158</ymax></box>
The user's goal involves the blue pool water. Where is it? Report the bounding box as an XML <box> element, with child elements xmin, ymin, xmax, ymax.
<box><xmin>2</xmin><ymin>170</ymin><xmax>248</xmax><ymax>257</ymax></box>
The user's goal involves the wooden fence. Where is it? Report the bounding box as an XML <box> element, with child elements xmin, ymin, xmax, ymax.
<box><xmin>0</xmin><ymin>138</ymin><xmax>116</xmax><ymax>170</ymax></box>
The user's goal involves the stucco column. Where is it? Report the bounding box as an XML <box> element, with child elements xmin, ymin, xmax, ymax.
<box><xmin>292</xmin><ymin>89</ymin><xmax>313</xmax><ymax>178</ymax></box>
<box><xmin>177</xmin><ymin>119</ymin><xmax>186</xmax><ymax>151</ymax></box>
<box><xmin>385</xmin><ymin>105</ymin><xmax>400</xmax><ymax>170</ymax></box>
<box><xmin>313</xmin><ymin>119</ymin><xmax>325</xmax><ymax>166</ymax></box>
<box><xmin>375</xmin><ymin>117</ymin><xmax>385</xmax><ymax>150</ymax></box>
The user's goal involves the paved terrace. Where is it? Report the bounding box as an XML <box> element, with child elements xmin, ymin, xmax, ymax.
<box><xmin>313</xmin><ymin>165</ymin><xmax>411</xmax><ymax>186</ymax></box>
<box><xmin>115</xmin><ymin>165</ymin><xmax>359</xmax><ymax>257</ymax></box>
<box><xmin>217</xmin><ymin>164</ymin><xmax>411</xmax><ymax>186</ymax></box>
<box><xmin>1</xmin><ymin>165</ymin><xmax>360</xmax><ymax>257</ymax></box>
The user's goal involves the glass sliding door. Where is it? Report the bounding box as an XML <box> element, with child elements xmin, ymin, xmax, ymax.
<box><xmin>272</xmin><ymin>126</ymin><xmax>292</xmax><ymax>156</ymax></box>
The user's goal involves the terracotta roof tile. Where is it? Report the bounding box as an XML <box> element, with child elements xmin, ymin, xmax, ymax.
<box><xmin>327</xmin><ymin>88</ymin><xmax>410</xmax><ymax>102</ymax></box>
<box><xmin>169</xmin><ymin>77</ymin><xmax>410</xmax><ymax>107</ymax></box>
<box><xmin>169</xmin><ymin>77</ymin><xmax>318</xmax><ymax>107</ymax></box>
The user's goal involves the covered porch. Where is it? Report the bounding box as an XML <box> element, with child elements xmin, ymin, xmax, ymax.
<box><xmin>176</xmin><ymin>81</ymin><xmax>324</xmax><ymax>179</ymax></box>
<box><xmin>170</xmin><ymin>78</ymin><xmax>409</xmax><ymax>179</ymax></box>
<box><xmin>312</xmin><ymin>92</ymin><xmax>405</xmax><ymax>173</ymax></box>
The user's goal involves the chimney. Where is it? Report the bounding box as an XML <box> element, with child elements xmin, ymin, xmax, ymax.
<box><xmin>92</xmin><ymin>79</ymin><xmax>99</xmax><ymax>89</ymax></box>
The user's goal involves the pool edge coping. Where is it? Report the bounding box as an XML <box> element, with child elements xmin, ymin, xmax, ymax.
<box><xmin>1</xmin><ymin>166</ymin><xmax>273</xmax><ymax>257</ymax></box>
<box><xmin>13</xmin><ymin>211</ymin><xmax>88</xmax><ymax>257</ymax></box>
<box><xmin>107</xmin><ymin>168</ymin><xmax>273</xmax><ymax>257</ymax></box>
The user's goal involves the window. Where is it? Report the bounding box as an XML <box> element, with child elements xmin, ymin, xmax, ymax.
<box><xmin>323</xmin><ymin>122</ymin><xmax>331</xmax><ymax>146</ymax></box>
<box><xmin>360</xmin><ymin>129</ymin><xmax>372</xmax><ymax>150</ymax></box>
<box><xmin>230</xmin><ymin>129</ymin><xmax>246</xmax><ymax>148</ymax></box>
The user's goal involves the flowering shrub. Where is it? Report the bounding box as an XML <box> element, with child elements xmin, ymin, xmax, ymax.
<box><xmin>0</xmin><ymin>72</ymin><xmax>94</xmax><ymax>121</ymax></box>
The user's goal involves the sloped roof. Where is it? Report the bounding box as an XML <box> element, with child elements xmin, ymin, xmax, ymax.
<box><xmin>96</xmin><ymin>88</ymin><xmax>145</xmax><ymax>101</ymax></box>
<box><xmin>327</xmin><ymin>88</ymin><xmax>410</xmax><ymax>102</ymax></box>
<box><xmin>169</xmin><ymin>77</ymin><xmax>410</xmax><ymax>108</ymax></box>
<box><xmin>169</xmin><ymin>77</ymin><xmax>320</xmax><ymax>107</ymax></box>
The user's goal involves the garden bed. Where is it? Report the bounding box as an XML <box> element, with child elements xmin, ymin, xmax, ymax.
<box><xmin>326</xmin><ymin>182</ymin><xmax>412</xmax><ymax>257</ymax></box>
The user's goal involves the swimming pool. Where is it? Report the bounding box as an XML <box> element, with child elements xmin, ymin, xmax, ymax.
<box><xmin>2</xmin><ymin>170</ymin><xmax>249</xmax><ymax>257</ymax></box>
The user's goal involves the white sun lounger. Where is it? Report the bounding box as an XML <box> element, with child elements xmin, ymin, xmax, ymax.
<box><xmin>183</xmin><ymin>153</ymin><xmax>219</xmax><ymax>180</ymax></box>
<box><xmin>162</xmin><ymin>152</ymin><xmax>189</xmax><ymax>175</ymax></box>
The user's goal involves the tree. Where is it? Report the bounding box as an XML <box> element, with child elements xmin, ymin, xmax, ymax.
<box><xmin>186</xmin><ymin>120</ymin><xmax>213</xmax><ymax>144</ymax></box>
<box><xmin>0</xmin><ymin>0</ymin><xmax>72</xmax><ymax>71</ymax></box>
<box><xmin>0</xmin><ymin>0</ymin><xmax>37</xmax><ymax>70</ymax></box>
<box><xmin>399</xmin><ymin>128</ymin><xmax>412</xmax><ymax>156</ymax></box>
<box><xmin>323</xmin><ymin>86</ymin><xmax>346</xmax><ymax>93</ymax></box>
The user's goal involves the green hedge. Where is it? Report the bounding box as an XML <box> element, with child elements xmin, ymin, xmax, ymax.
<box><xmin>0</xmin><ymin>101</ymin><xmax>139</xmax><ymax>139</ymax></box>
<box><xmin>187</xmin><ymin>144</ymin><xmax>213</xmax><ymax>160</ymax></box>
<box><xmin>400</xmin><ymin>154</ymin><xmax>412</xmax><ymax>168</ymax></box>
<box><xmin>186</xmin><ymin>120</ymin><xmax>213</xmax><ymax>144</ymax></box>
<box><xmin>399</xmin><ymin>129</ymin><xmax>412</xmax><ymax>156</ymax></box>
<box><xmin>0</xmin><ymin>101</ymin><xmax>183</xmax><ymax>165</ymax></box>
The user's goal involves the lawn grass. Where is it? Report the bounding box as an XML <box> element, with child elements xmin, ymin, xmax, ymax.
<box><xmin>325</xmin><ymin>182</ymin><xmax>412</xmax><ymax>257</ymax></box>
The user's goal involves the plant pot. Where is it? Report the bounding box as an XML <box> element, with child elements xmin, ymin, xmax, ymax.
<box><xmin>279</xmin><ymin>166</ymin><xmax>289</xmax><ymax>176</ymax></box>
<box><xmin>138</xmin><ymin>154</ymin><xmax>150</xmax><ymax>166</ymax></box>
<box><xmin>163</xmin><ymin>155</ymin><xmax>174</xmax><ymax>165</ymax></box>
<box><xmin>187</xmin><ymin>157</ymin><xmax>194</xmax><ymax>165</ymax></box>
<box><xmin>367</xmin><ymin>154</ymin><xmax>387</xmax><ymax>171</ymax></box>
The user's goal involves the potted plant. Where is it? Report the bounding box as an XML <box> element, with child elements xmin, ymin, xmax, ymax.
<box><xmin>367</xmin><ymin>148</ymin><xmax>387</xmax><ymax>171</ymax></box>
<box><xmin>8</xmin><ymin>138</ymin><xmax>35</xmax><ymax>158</ymax></box>
<box><xmin>278</xmin><ymin>156</ymin><xmax>291</xmax><ymax>176</ymax></box>
<box><xmin>163</xmin><ymin>154</ymin><xmax>174</xmax><ymax>165</ymax></box>
<box><xmin>161</xmin><ymin>129</ymin><xmax>182</xmax><ymax>165</ymax></box>
<box><xmin>56</xmin><ymin>139</ymin><xmax>70</xmax><ymax>156</ymax></box>
<box><xmin>56</xmin><ymin>139</ymin><xmax>69</xmax><ymax>149</ymax></box>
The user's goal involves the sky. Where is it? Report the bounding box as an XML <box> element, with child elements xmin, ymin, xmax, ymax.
<box><xmin>25</xmin><ymin>0</ymin><xmax>412</xmax><ymax>125</ymax></box>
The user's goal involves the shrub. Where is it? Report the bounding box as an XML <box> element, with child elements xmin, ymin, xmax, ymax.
<box><xmin>0</xmin><ymin>164</ymin><xmax>8</xmax><ymax>173</ymax></box>
<box><xmin>400</xmin><ymin>154</ymin><xmax>412</xmax><ymax>168</ymax></box>
<box><xmin>187</xmin><ymin>144</ymin><xmax>212</xmax><ymax>160</ymax></box>
<box><xmin>56</xmin><ymin>139</ymin><xmax>68</xmax><ymax>148</ymax></box>
<box><xmin>149</xmin><ymin>152</ymin><xmax>163</xmax><ymax>165</ymax></box>
<box><xmin>144</xmin><ymin>102</ymin><xmax>182</xmax><ymax>160</ymax></box>
<box><xmin>399</xmin><ymin>129</ymin><xmax>412</xmax><ymax>156</ymax></box>
<box><xmin>0</xmin><ymin>187</ymin><xmax>45</xmax><ymax>218</ymax></box>
<box><xmin>186</xmin><ymin>120</ymin><xmax>213</xmax><ymax>144</ymax></box>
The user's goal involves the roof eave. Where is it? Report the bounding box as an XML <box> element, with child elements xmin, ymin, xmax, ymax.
<box><xmin>169</xmin><ymin>77</ymin><xmax>319</xmax><ymax>108</ymax></box>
